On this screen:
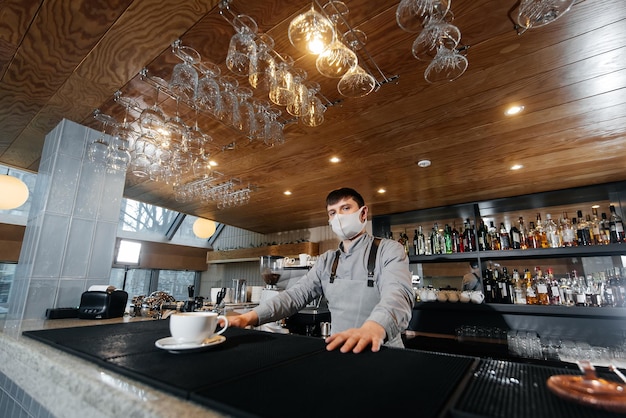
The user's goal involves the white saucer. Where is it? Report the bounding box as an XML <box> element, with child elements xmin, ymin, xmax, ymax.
<box><xmin>155</xmin><ymin>335</ymin><xmax>226</xmax><ymax>353</ymax></box>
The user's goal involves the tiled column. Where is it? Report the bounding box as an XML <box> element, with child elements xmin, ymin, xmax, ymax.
<box><xmin>4</xmin><ymin>119</ymin><xmax>125</xmax><ymax>335</ymax></box>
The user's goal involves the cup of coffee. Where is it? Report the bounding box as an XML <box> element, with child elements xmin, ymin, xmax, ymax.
<box><xmin>299</xmin><ymin>253</ymin><xmax>310</xmax><ymax>266</ymax></box>
<box><xmin>169</xmin><ymin>312</ymin><xmax>228</xmax><ymax>344</ymax></box>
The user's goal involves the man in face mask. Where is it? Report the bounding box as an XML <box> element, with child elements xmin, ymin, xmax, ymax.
<box><xmin>229</xmin><ymin>188</ymin><xmax>415</xmax><ymax>353</ymax></box>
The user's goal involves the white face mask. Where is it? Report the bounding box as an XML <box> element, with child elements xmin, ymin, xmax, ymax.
<box><xmin>329</xmin><ymin>207</ymin><xmax>366</xmax><ymax>241</ymax></box>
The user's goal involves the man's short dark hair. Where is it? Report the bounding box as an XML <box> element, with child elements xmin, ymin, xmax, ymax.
<box><xmin>326</xmin><ymin>188</ymin><xmax>365</xmax><ymax>208</ymax></box>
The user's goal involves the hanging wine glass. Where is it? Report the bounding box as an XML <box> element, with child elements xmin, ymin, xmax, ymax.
<box><xmin>216</xmin><ymin>76</ymin><xmax>240</xmax><ymax>126</ymax></box>
<box><xmin>235</xmin><ymin>87</ymin><xmax>256</xmax><ymax>136</ymax></box>
<box><xmin>164</xmin><ymin>99</ymin><xmax>188</xmax><ymax>153</ymax></box>
<box><xmin>342</xmin><ymin>29</ymin><xmax>367</xmax><ymax>51</ymax></box>
<box><xmin>87</xmin><ymin>111</ymin><xmax>117</xmax><ymax>171</ymax></box>
<box><xmin>424</xmin><ymin>45</ymin><xmax>468</xmax><ymax>83</ymax></box>
<box><xmin>195</xmin><ymin>61</ymin><xmax>222</xmax><ymax>114</ymax></box>
<box><xmin>226</xmin><ymin>15</ymin><xmax>258</xmax><ymax>77</ymax></box>
<box><xmin>288</xmin><ymin>6</ymin><xmax>336</xmax><ymax>55</ymax></box>
<box><xmin>516</xmin><ymin>0</ymin><xmax>575</xmax><ymax>33</ymax></box>
<box><xmin>139</xmin><ymin>77</ymin><xmax>167</xmax><ymax>138</ymax></box>
<box><xmin>300</xmin><ymin>96</ymin><xmax>326</xmax><ymax>127</ymax></box>
<box><xmin>396</xmin><ymin>0</ymin><xmax>451</xmax><ymax>33</ymax></box>
<box><xmin>169</xmin><ymin>42</ymin><xmax>200</xmax><ymax>101</ymax></box>
<box><xmin>249</xmin><ymin>33</ymin><xmax>276</xmax><ymax>90</ymax></box>
<box><xmin>315</xmin><ymin>40</ymin><xmax>357</xmax><ymax>78</ymax></box>
<box><xmin>269</xmin><ymin>59</ymin><xmax>296</xmax><ymax>106</ymax></box>
<box><xmin>412</xmin><ymin>21</ymin><xmax>461</xmax><ymax>62</ymax></box>
<box><xmin>337</xmin><ymin>65</ymin><xmax>376</xmax><ymax>98</ymax></box>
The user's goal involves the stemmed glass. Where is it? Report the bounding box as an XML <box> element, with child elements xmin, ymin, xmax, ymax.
<box><xmin>249</xmin><ymin>33</ymin><xmax>276</xmax><ymax>90</ymax></box>
<box><xmin>288</xmin><ymin>6</ymin><xmax>335</xmax><ymax>55</ymax></box>
<box><xmin>235</xmin><ymin>87</ymin><xmax>256</xmax><ymax>137</ymax></box>
<box><xmin>164</xmin><ymin>99</ymin><xmax>188</xmax><ymax>153</ymax></box>
<box><xmin>396</xmin><ymin>0</ymin><xmax>451</xmax><ymax>33</ymax></box>
<box><xmin>226</xmin><ymin>15</ymin><xmax>258</xmax><ymax>77</ymax></box>
<box><xmin>139</xmin><ymin>77</ymin><xmax>167</xmax><ymax>138</ymax></box>
<box><xmin>269</xmin><ymin>58</ymin><xmax>296</xmax><ymax>106</ymax></box>
<box><xmin>516</xmin><ymin>0</ymin><xmax>575</xmax><ymax>33</ymax></box>
<box><xmin>315</xmin><ymin>39</ymin><xmax>357</xmax><ymax>78</ymax></box>
<box><xmin>300</xmin><ymin>96</ymin><xmax>326</xmax><ymax>127</ymax></box>
<box><xmin>195</xmin><ymin>61</ymin><xmax>222</xmax><ymax>115</ymax></box>
<box><xmin>87</xmin><ymin>111</ymin><xmax>116</xmax><ymax>170</ymax></box>
<box><xmin>424</xmin><ymin>45</ymin><xmax>468</xmax><ymax>83</ymax></box>
<box><xmin>412</xmin><ymin>20</ymin><xmax>461</xmax><ymax>62</ymax></box>
<box><xmin>337</xmin><ymin>65</ymin><xmax>376</xmax><ymax>97</ymax></box>
<box><xmin>216</xmin><ymin>76</ymin><xmax>240</xmax><ymax>127</ymax></box>
<box><xmin>169</xmin><ymin>42</ymin><xmax>200</xmax><ymax>101</ymax></box>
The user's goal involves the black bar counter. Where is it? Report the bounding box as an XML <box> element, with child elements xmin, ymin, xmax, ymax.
<box><xmin>22</xmin><ymin>319</ymin><xmax>625</xmax><ymax>418</ymax></box>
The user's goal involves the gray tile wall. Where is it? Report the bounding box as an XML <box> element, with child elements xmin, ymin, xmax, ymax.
<box><xmin>0</xmin><ymin>371</ymin><xmax>54</xmax><ymax>418</ymax></box>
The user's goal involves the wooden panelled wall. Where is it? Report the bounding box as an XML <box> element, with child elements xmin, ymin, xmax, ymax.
<box><xmin>0</xmin><ymin>223</ymin><xmax>24</xmax><ymax>262</ymax></box>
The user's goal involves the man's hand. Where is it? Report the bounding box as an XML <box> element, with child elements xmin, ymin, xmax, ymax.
<box><xmin>324</xmin><ymin>320</ymin><xmax>386</xmax><ymax>353</ymax></box>
<box><xmin>227</xmin><ymin>310</ymin><xmax>258</xmax><ymax>329</ymax></box>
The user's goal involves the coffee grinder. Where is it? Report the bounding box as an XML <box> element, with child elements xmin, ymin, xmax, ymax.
<box><xmin>259</xmin><ymin>255</ymin><xmax>283</xmax><ymax>303</ymax></box>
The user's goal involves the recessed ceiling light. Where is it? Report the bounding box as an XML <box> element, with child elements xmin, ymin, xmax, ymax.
<box><xmin>505</xmin><ymin>105</ymin><xmax>525</xmax><ymax>116</ymax></box>
<box><xmin>591</xmin><ymin>204</ymin><xmax>600</xmax><ymax>209</ymax></box>
<box><xmin>417</xmin><ymin>159</ymin><xmax>431</xmax><ymax>168</ymax></box>
<box><xmin>283</xmin><ymin>190</ymin><xmax>292</xmax><ymax>195</ymax></box>
<box><xmin>377</xmin><ymin>188</ymin><xmax>386</xmax><ymax>194</ymax></box>
<box><xmin>330</xmin><ymin>156</ymin><xmax>341</xmax><ymax>163</ymax></box>
<box><xmin>510</xmin><ymin>164</ymin><xmax>523</xmax><ymax>170</ymax></box>
<box><xmin>209</xmin><ymin>160</ymin><xmax>218</xmax><ymax>167</ymax></box>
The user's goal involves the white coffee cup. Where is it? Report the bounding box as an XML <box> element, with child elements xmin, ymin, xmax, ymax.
<box><xmin>169</xmin><ymin>312</ymin><xmax>228</xmax><ymax>344</ymax></box>
<box><xmin>459</xmin><ymin>291</ymin><xmax>471</xmax><ymax>303</ymax></box>
<box><xmin>299</xmin><ymin>253</ymin><xmax>310</xmax><ymax>266</ymax></box>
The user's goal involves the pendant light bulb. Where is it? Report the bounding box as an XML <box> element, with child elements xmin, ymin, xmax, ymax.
<box><xmin>288</xmin><ymin>7</ymin><xmax>335</xmax><ymax>55</ymax></box>
<box><xmin>193</xmin><ymin>218</ymin><xmax>217</xmax><ymax>239</ymax></box>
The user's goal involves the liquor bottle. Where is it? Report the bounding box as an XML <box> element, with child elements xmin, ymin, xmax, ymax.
<box><xmin>444</xmin><ymin>224</ymin><xmax>453</xmax><ymax>254</ymax></box>
<box><xmin>535</xmin><ymin>213</ymin><xmax>549</xmax><ymax>248</ymax></box>
<box><xmin>416</xmin><ymin>226</ymin><xmax>426</xmax><ymax>255</ymax></box>
<box><xmin>561</xmin><ymin>274</ymin><xmax>575</xmax><ymax>306</ymax></box>
<box><xmin>525</xmin><ymin>268</ymin><xmax>538</xmax><ymax>305</ymax></box>
<box><xmin>576</xmin><ymin>210</ymin><xmax>592</xmax><ymax>246</ymax></box>
<box><xmin>432</xmin><ymin>223</ymin><xmax>442</xmax><ymax>254</ymax></box>
<box><xmin>510</xmin><ymin>220</ymin><xmax>521</xmax><ymax>249</ymax></box>
<box><xmin>560</xmin><ymin>212</ymin><xmax>576</xmax><ymax>247</ymax></box>
<box><xmin>424</xmin><ymin>227</ymin><xmax>433</xmax><ymax>255</ymax></box>
<box><xmin>535</xmin><ymin>267</ymin><xmax>550</xmax><ymax>305</ymax></box>
<box><xmin>572</xmin><ymin>271</ymin><xmax>587</xmax><ymax>306</ymax></box>
<box><xmin>546</xmin><ymin>268</ymin><xmax>561</xmax><ymax>305</ymax></box>
<box><xmin>499</xmin><ymin>222</ymin><xmax>510</xmax><ymax>250</ymax></box>
<box><xmin>464</xmin><ymin>218</ymin><xmax>477</xmax><ymax>252</ymax></box>
<box><xmin>488</xmin><ymin>221</ymin><xmax>500</xmax><ymax>250</ymax></box>
<box><xmin>499</xmin><ymin>266</ymin><xmax>513</xmax><ymax>304</ymax></box>
<box><xmin>477</xmin><ymin>219</ymin><xmax>488</xmax><ymax>251</ymax></box>
<box><xmin>591</xmin><ymin>208</ymin><xmax>602</xmax><ymax>245</ymax></box>
<box><xmin>451</xmin><ymin>222</ymin><xmax>461</xmax><ymax>253</ymax></box>
<box><xmin>609</xmin><ymin>205</ymin><xmax>625</xmax><ymax>243</ymax></box>
<box><xmin>586</xmin><ymin>214</ymin><xmax>596</xmax><ymax>245</ymax></box>
<box><xmin>512</xmin><ymin>269</ymin><xmax>526</xmax><ymax>304</ymax></box>
<box><xmin>600</xmin><ymin>213</ymin><xmax>611</xmax><ymax>245</ymax></box>
<box><xmin>527</xmin><ymin>221</ymin><xmax>540</xmax><ymax>249</ymax></box>
<box><xmin>483</xmin><ymin>266</ymin><xmax>495</xmax><ymax>303</ymax></box>
<box><xmin>397</xmin><ymin>232</ymin><xmax>407</xmax><ymax>254</ymax></box>
<box><xmin>518</xmin><ymin>217</ymin><xmax>528</xmax><ymax>249</ymax></box>
<box><xmin>492</xmin><ymin>267</ymin><xmax>502</xmax><ymax>303</ymax></box>
<box><xmin>544</xmin><ymin>213</ymin><xmax>562</xmax><ymax>248</ymax></box>
<box><xmin>411</xmin><ymin>229</ymin><xmax>418</xmax><ymax>256</ymax></box>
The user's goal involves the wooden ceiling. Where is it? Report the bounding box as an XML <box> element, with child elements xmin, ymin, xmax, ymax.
<box><xmin>1</xmin><ymin>0</ymin><xmax>625</xmax><ymax>234</ymax></box>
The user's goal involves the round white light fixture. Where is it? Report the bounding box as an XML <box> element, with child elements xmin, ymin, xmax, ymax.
<box><xmin>192</xmin><ymin>218</ymin><xmax>217</xmax><ymax>239</ymax></box>
<box><xmin>417</xmin><ymin>159</ymin><xmax>431</xmax><ymax>168</ymax></box>
<box><xmin>0</xmin><ymin>174</ymin><xmax>29</xmax><ymax>210</ymax></box>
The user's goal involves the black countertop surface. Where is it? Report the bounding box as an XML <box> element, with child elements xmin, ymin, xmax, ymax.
<box><xmin>23</xmin><ymin>320</ymin><xmax>625</xmax><ymax>418</ymax></box>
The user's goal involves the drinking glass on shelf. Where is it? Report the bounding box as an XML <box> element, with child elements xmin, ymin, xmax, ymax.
<box><xmin>396</xmin><ymin>0</ymin><xmax>451</xmax><ymax>33</ymax></box>
<box><xmin>315</xmin><ymin>39</ymin><xmax>357</xmax><ymax>78</ymax></box>
<box><xmin>169</xmin><ymin>44</ymin><xmax>201</xmax><ymax>102</ymax></box>
<box><xmin>226</xmin><ymin>14</ymin><xmax>258</xmax><ymax>77</ymax></box>
<box><xmin>424</xmin><ymin>45</ymin><xmax>468</xmax><ymax>83</ymax></box>
<box><xmin>195</xmin><ymin>61</ymin><xmax>222</xmax><ymax>115</ymax></box>
<box><xmin>337</xmin><ymin>65</ymin><xmax>376</xmax><ymax>98</ymax></box>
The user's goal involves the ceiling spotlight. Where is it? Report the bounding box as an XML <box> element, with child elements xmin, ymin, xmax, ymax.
<box><xmin>417</xmin><ymin>159</ymin><xmax>431</xmax><ymax>168</ymax></box>
<box><xmin>284</xmin><ymin>190</ymin><xmax>292</xmax><ymax>195</ymax></box>
<box><xmin>377</xmin><ymin>188</ymin><xmax>386</xmax><ymax>194</ymax></box>
<box><xmin>510</xmin><ymin>164</ymin><xmax>524</xmax><ymax>170</ymax></box>
<box><xmin>330</xmin><ymin>156</ymin><xmax>341</xmax><ymax>163</ymax></box>
<box><xmin>505</xmin><ymin>105</ymin><xmax>525</xmax><ymax>116</ymax></box>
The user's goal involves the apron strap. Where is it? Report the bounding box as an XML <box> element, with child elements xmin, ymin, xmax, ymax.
<box><xmin>330</xmin><ymin>238</ymin><xmax>381</xmax><ymax>287</ymax></box>
<box><xmin>367</xmin><ymin>238</ymin><xmax>381</xmax><ymax>287</ymax></box>
<box><xmin>329</xmin><ymin>249</ymin><xmax>341</xmax><ymax>283</ymax></box>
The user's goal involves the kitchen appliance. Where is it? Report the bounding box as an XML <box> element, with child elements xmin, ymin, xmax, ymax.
<box><xmin>259</xmin><ymin>255</ymin><xmax>284</xmax><ymax>303</ymax></box>
<box><xmin>78</xmin><ymin>286</ymin><xmax>128</xmax><ymax>319</ymax></box>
